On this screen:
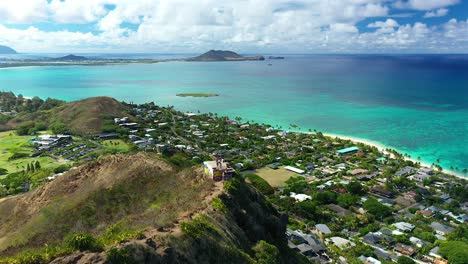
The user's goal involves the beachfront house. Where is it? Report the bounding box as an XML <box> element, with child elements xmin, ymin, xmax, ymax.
<box><xmin>337</xmin><ymin>146</ymin><xmax>359</xmax><ymax>156</ymax></box>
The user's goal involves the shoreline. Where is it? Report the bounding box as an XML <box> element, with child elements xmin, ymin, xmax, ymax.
<box><xmin>322</xmin><ymin>132</ymin><xmax>466</xmax><ymax>179</ymax></box>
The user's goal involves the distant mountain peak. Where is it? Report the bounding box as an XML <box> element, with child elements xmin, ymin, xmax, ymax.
<box><xmin>56</xmin><ymin>54</ymin><xmax>87</xmax><ymax>61</ymax></box>
<box><xmin>0</xmin><ymin>45</ymin><xmax>17</xmax><ymax>54</ymax></box>
<box><xmin>188</xmin><ymin>50</ymin><xmax>264</xmax><ymax>61</ymax></box>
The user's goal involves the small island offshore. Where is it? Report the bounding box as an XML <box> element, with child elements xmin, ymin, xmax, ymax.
<box><xmin>0</xmin><ymin>92</ymin><xmax>467</xmax><ymax>263</ymax></box>
<box><xmin>0</xmin><ymin>49</ymin><xmax>266</xmax><ymax>68</ymax></box>
<box><xmin>176</xmin><ymin>93</ymin><xmax>219</xmax><ymax>97</ymax></box>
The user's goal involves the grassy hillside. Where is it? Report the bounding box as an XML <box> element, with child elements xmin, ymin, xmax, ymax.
<box><xmin>54</xmin><ymin>97</ymin><xmax>131</xmax><ymax>134</ymax></box>
<box><xmin>0</xmin><ymin>153</ymin><xmax>307</xmax><ymax>263</ymax></box>
<box><xmin>1</xmin><ymin>97</ymin><xmax>132</xmax><ymax>135</ymax></box>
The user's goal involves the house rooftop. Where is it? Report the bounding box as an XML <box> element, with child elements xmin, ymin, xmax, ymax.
<box><xmin>315</xmin><ymin>224</ymin><xmax>332</xmax><ymax>234</ymax></box>
<box><xmin>337</xmin><ymin>146</ymin><xmax>359</xmax><ymax>154</ymax></box>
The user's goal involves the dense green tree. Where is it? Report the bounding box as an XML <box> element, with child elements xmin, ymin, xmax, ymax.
<box><xmin>35</xmin><ymin>161</ymin><xmax>41</xmax><ymax>170</ymax></box>
<box><xmin>363</xmin><ymin>198</ymin><xmax>392</xmax><ymax>220</ymax></box>
<box><xmin>346</xmin><ymin>181</ymin><xmax>364</xmax><ymax>195</ymax></box>
<box><xmin>439</xmin><ymin>241</ymin><xmax>468</xmax><ymax>264</ymax></box>
<box><xmin>337</xmin><ymin>193</ymin><xmax>359</xmax><ymax>208</ymax></box>
<box><xmin>50</xmin><ymin>122</ymin><xmax>69</xmax><ymax>135</ymax></box>
<box><xmin>397</xmin><ymin>256</ymin><xmax>414</xmax><ymax>264</ymax></box>
<box><xmin>313</xmin><ymin>191</ymin><xmax>337</xmax><ymax>205</ymax></box>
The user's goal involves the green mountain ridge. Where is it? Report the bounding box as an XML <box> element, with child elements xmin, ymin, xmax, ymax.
<box><xmin>0</xmin><ymin>152</ymin><xmax>306</xmax><ymax>264</ymax></box>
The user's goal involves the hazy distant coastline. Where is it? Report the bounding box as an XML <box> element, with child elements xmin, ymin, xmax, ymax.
<box><xmin>0</xmin><ymin>50</ymin><xmax>267</xmax><ymax>69</ymax></box>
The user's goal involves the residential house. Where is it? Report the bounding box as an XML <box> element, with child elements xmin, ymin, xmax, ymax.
<box><xmin>370</xmin><ymin>187</ymin><xmax>394</xmax><ymax>198</ymax></box>
<box><xmin>358</xmin><ymin>256</ymin><xmax>381</xmax><ymax>264</ymax></box>
<box><xmin>362</xmin><ymin>232</ymin><xmax>393</xmax><ymax>250</ymax></box>
<box><xmin>203</xmin><ymin>158</ymin><xmax>234</xmax><ymax>181</ymax></box>
<box><xmin>393</xmin><ymin>222</ymin><xmax>415</xmax><ymax>232</ymax></box>
<box><xmin>394</xmin><ymin>243</ymin><xmax>417</xmax><ymax>256</ymax></box>
<box><xmin>395</xmin><ymin>166</ymin><xmax>415</xmax><ymax>177</ymax></box>
<box><xmin>325</xmin><ymin>204</ymin><xmax>352</xmax><ymax>216</ymax></box>
<box><xmin>328</xmin><ymin>237</ymin><xmax>355</xmax><ymax>250</ymax></box>
<box><xmin>290</xmin><ymin>192</ymin><xmax>311</xmax><ymax>202</ymax></box>
<box><xmin>315</xmin><ymin>224</ymin><xmax>332</xmax><ymax>236</ymax></box>
<box><xmin>430</xmin><ymin>222</ymin><xmax>454</xmax><ymax>236</ymax></box>
<box><xmin>337</xmin><ymin>146</ymin><xmax>359</xmax><ymax>156</ymax></box>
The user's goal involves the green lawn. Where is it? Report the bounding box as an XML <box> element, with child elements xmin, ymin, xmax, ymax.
<box><xmin>255</xmin><ymin>166</ymin><xmax>298</xmax><ymax>187</ymax></box>
<box><xmin>0</xmin><ymin>131</ymin><xmax>66</xmax><ymax>176</ymax></box>
<box><xmin>100</xmin><ymin>139</ymin><xmax>131</xmax><ymax>152</ymax></box>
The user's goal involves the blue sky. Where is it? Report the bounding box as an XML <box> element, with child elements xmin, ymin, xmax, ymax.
<box><xmin>0</xmin><ymin>0</ymin><xmax>467</xmax><ymax>53</ymax></box>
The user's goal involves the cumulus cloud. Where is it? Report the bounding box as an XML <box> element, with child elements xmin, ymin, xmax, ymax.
<box><xmin>394</xmin><ymin>0</ymin><xmax>459</xmax><ymax>11</ymax></box>
<box><xmin>368</xmin><ymin>19</ymin><xmax>399</xmax><ymax>28</ymax></box>
<box><xmin>424</xmin><ymin>8</ymin><xmax>449</xmax><ymax>18</ymax></box>
<box><xmin>0</xmin><ymin>0</ymin><xmax>466</xmax><ymax>53</ymax></box>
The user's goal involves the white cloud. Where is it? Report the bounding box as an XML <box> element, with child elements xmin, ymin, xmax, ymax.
<box><xmin>368</xmin><ymin>19</ymin><xmax>399</xmax><ymax>28</ymax></box>
<box><xmin>330</xmin><ymin>23</ymin><xmax>359</xmax><ymax>33</ymax></box>
<box><xmin>0</xmin><ymin>0</ymin><xmax>466</xmax><ymax>53</ymax></box>
<box><xmin>443</xmin><ymin>19</ymin><xmax>468</xmax><ymax>41</ymax></box>
<box><xmin>424</xmin><ymin>8</ymin><xmax>449</xmax><ymax>18</ymax></box>
<box><xmin>394</xmin><ymin>0</ymin><xmax>459</xmax><ymax>11</ymax></box>
<box><xmin>0</xmin><ymin>0</ymin><xmax>48</xmax><ymax>24</ymax></box>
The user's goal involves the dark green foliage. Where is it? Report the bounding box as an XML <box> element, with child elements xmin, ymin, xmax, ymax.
<box><xmin>312</xmin><ymin>191</ymin><xmax>337</xmax><ymax>205</ymax></box>
<box><xmin>49</xmin><ymin>122</ymin><xmax>69</xmax><ymax>135</ymax></box>
<box><xmin>34</xmin><ymin>161</ymin><xmax>41</xmax><ymax>170</ymax></box>
<box><xmin>418</xmin><ymin>232</ymin><xmax>437</xmax><ymax>243</ymax></box>
<box><xmin>337</xmin><ymin>193</ymin><xmax>359</xmax><ymax>208</ymax></box>
<box><xmin>166</xmin><ymin>153</ymin><xmax>195</xmax><ymax>168</ymax></box>
<box><xmin>0</xmin><ymin>168</ymin><xmax>7</xmax><ymax>175</ymax></box>
<box><xmin>447</xmin><ymin>224</ymin><xmax>468</xmax><ymax>242</ymax></box>
<box><xmin>102</xmin><ymin>120</ymin><xmax>120</xmax><ymax>133</ymax></box>
<box><xmin>284</xmin><ymin>177</ymin><xmax>307</xmax><ymax>194</ymax></box>
<box><xmin>439</xmin><ymin>241</ymin><xmax>468</xmax><ymax>264</ymax></box>
<box><xmin>9</xmin><ymin>152</ymin><xmax>29</xmax><ymax>160</ymax></box>
<box><xmin>397</xmin><ymin>256</ymin><xmax>415</xmax><ymax>264</ymax></box>
<box><xmin>181</xmin><ymin>214</ymin><xmax>218</xmax><ymax>239</ymax></box>
<box><xmin>346</xmin><ymin>181</ymin><xmax>364</xmax><ymax>195</ymax></box>
<box><xmin>15</xmin><ymin>120</ymin><xmax>50</xmax><ymax>135</ymax></box>
<box><xmin>65</xmin><ymin>232</ymin><xmax>102</xmax><ymax>252</ymax></box>
<box><xmin>245</xmin><ymin>173</ymin><xmax>274</xmax><ymax>195</ymax></box>
<box><xmin>363</xmin><ymin>198</ymin><xmax>392</xmax><ymax>219</ymax></box>
<box><xmin>53</xmin><ymin>165</ymin><xmax>70</xmax><ymax>174</ymax></box>
<box><xmin>106</xmin><ymin>247</ymin><xmax>136</xmax><ymax>264</ymax></box>
<box><xmin>394</xmin><ymin>235</ymin><xmax>411</xmax><ymax>245</ymax></box>
<box><xmin>253</xmin><ymin>240</ymin><xmax>280</xmax><ymax>264</ymax></box>
<box><xmin>224</xmin><ymin>177</ymin><xmax>242</xmax><ymax>195</ymax></box>
<box><xmin>212</xmin><ymin>197</ymin><xmax>228</xmax><ymax>213</ymax></box>
<box><xmin>0</xmin><ymin>185</ymin><xmax>7</xmax><ymax>197</ymax></box>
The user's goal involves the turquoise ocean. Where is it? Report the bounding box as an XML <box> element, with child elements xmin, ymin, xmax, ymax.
<box><xmin>0</xmin><ymin>54</ymin><xmax>467</xmax><ymax>174</ymax></box>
